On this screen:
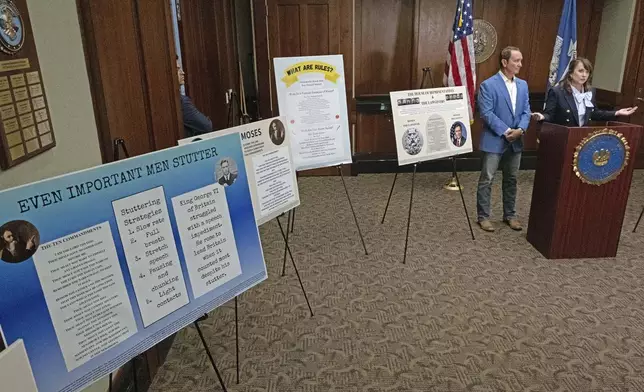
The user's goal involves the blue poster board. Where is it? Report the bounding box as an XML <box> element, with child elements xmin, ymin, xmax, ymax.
<box><xmin>0</xmin><ymin>132</ymin><xmax>266</xmax><ymax>392</ymax></box>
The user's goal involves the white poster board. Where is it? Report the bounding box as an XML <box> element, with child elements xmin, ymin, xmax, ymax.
<box><xmin>273</xmin><ymin>55</ymin><xmax>352</xmax><ymax>171</ymax></box>
<box><xmin>390</xmin><ymin>86</ymin><xmax>472</xmax><ymax>166</ymax></box>
<box><xmin>0</xmin><ymin>340</ymin><xmax>43</xmax><ymax>392</ymax></box>
<box><xmin>179</xmin><ymin>117</ymin><xmax>300</xmax><ymax>226</ymax></box>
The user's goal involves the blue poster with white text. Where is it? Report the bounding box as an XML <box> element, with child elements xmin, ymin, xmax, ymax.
<box><xmin>0</xmin><ymin>132</ymin><xmax>266</xmax><ymax>392</ymax></box>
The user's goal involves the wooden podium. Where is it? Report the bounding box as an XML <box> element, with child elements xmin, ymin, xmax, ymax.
<box><xmin>527</xmin><ymin>121</ymin><xmax>642</xmax><ymax>259</ymax></box>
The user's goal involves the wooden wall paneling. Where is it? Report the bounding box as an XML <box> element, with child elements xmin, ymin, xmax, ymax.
<box><xmin>526</xmin><ymin>1</ymin><xmax>559</xmax><ymax>90</ymax></box>
<box><xmin>77</xmin><ymin>0</ymin><xmax>109</xmax><ymax>163</ymax></box>
<box><xmin>476</xmin><ymin>0</ymin><xmax>509</xmax><ymax>83</ymax></box>
<box><xmin>215</xmin><ymin>0</ymin><xmax>241</xmax><ymax>105</ymax></box>
<box><xmin>180</xmin><ymin>0</ymin><xmax>238</xmax><ymax>131</ymax></box>
<box><xmin>77</xmin><ymin>0</ymin><xmax>154</xmax><ymax>160</ymax></box>
<box><xmin>355</xmin><ymin>0</ymin><xmax>414</xmax><ymax>95</ymax></box>
<box><xmin>181</xmin><ymin>1</ymin><xmax>215</xmax><ymax>125</ymax></box>
<box><xmin>414</xmin><ymin>0</ymin><xmax>455</xmax><ymax>89</ymax></box>
<box><xmin>135</xmin><ymin>0</ymin><xmax>183</xmax><ymax>150</ymax></box>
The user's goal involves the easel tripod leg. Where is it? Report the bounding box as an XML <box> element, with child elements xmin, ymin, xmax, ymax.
<box><xmin>290</xmin><ymin>208</ymin><xmax>296</xmax><ymax>233</ymax></box>
<box><xmin>452</xmin><ymin>157</ymin><xmax>475</xmax><ymax>240</ymax></box>
<box><xmin>281</xmin><ymin>210</ymin><xmax>292</xmax><ymax>276</ymax></box>
<box><xmin>338</xmin><ymin>166</ymin><xmax>368</xmax><ymax>255</ymax></box>
<box><xmin>235</xmin><ymin>297</ymin><xmax>239</xmax><ymax>384</ymax></box>
<box><xmin>633</xmin><ymin>205</ymin><xmax>644</xmax><ymax>233</ymax></box>
<box><xmin>276</xmin><ymin>216</ymin><xmax>314</xmax><ymax>317</ymax></box>
<box><xmin>403</xmin><ymin>164</ymin><xmax>417</xmax><ymax>264</ymax></box>
<box><xmin>193</xmin><ymin>321</ymin><xmax>229</xmax><ymax>392</ymax></box>
<box><xmin>381</xmin><ymin>172</ymin><xmax>398</xmax><ymax>224</ymax></box>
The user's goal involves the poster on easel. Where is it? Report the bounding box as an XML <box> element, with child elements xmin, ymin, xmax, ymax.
<box><xmin>179</xmin><ymin>116</ymin><xmax>300</xmax><ymax>226</ymax></box>
<box><xmin>273</xmin><ymin>55</ymin><xmax>352</xmax><ymax>171</ymax></box>
<box><xmin>0</xmin><ymin>132</ymin><xmax>266</xmax><ymax>392</ymax></box>
<box><xmin>390</xmin><ymin>86</ymin><xmax>472</xmax><ymax>166</ymax></box>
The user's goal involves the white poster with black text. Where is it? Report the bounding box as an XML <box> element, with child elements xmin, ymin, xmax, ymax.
<box><xmin>178</xmin><ymin>117</ymin><xmax>300</xmax><ymax>226</ymax></box>
<box><xmin>273</xmin><ymin>55</ymin><xmax>352</xmax><ymax>171</ymax></box>
<box><xmin>390</xmin><ymin>86</ymin><xmax>472</xmax><ymax>166</ymax></box>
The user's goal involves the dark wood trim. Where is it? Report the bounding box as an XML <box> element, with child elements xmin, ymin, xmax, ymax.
<box><xmin>252</xmin><ymin>0</ymin><xmax>272</xmax><ymax>119</ymax></box>
<box><xmin>595</xmin><ymin>88</ymin><xmax>621</xmax><ymax>108</ymax></box>
<box><xmin>621</xmin><ymin>0</ymin><xmax>644</xmax><ymax>104</ymax></box>
<box><xmin>350</xmin><ymin>151</ymin><xmax>538</xmax><ymax>175</ymax></box>
<box><xmin>131</xmin><ymin>0</ymin><xmax>157</xmax><ymax>151</ymax></box>
<box><xmin>585</xmin><ymin>0</ymin><xmax>605</xmax><ymax>65</ymax></box>
<box><xmin>163</xmin><ymin>0</ymin><xmax>184</xmax><ymax>141</ymax></box>
<box><xmin>76</xmin><ymin>0</ymin><xmax>110</xmax><ymax>163</ymax></box>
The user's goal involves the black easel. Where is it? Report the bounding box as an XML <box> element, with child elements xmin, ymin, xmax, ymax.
<box><xmin>380</xmin><ymin>67</ymin><xmax>475</xmax><ymax>263</ymax></box>
<box><xmin>224</xmin><ymin>93</ymin><xmax>244</xmax><ymax>386</ymax></box>
<box><xmin>194</xmin><ymin>315</ymin><xmax>228</xmax><ymax>392</ymax></box>
<box><xmin>634</xmin><ymin>206</ymin><xmax>644</xmax><ymax>232</ymax></box>
<box><xmin>235</xmin><ymin>297</ymin><xmax>239</xmax><ymax>384</ymax></box>
<box><xmin>277</xmin><ymin>212</ymin><xmax>314</xmax><ymax>316</ymax></box>
<box><xmin>282</xmin><ymin>165</ymin><xmax>368</xmax><ymax>265</ymax></box>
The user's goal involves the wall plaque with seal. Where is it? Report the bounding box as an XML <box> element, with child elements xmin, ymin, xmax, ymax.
<box><xmin>0</xmin><ymin>0</ymin><xmax>55</xmax><ymax>170</ymax></box>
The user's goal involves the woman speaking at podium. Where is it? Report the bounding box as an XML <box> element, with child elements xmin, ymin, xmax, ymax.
<box><xmin>532</xmin><ymin>57</ymin><xmax>637</xmax><ymax>126</ymax></box>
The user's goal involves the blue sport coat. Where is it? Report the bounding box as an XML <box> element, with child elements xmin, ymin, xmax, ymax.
<box><xmin>477</xmin><ymin>73</ymin><xmax>531</xmax><ymax>154</ymax></box>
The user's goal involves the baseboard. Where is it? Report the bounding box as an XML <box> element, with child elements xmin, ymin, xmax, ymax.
<box><xmin>350</xmin><ymin>152</ymin><xmax>538</xmax><ymax>175</ymax></box>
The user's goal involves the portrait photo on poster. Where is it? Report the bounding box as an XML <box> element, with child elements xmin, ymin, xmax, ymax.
<box><xmin>450</xmin><ymin>121</ymin><xmax>467</xmax><ymax>147</ymax></box>
<box><xmin>402</xmin><ymin>128</ymin><xmax>424</xmax><ymax>156</ymax></box>
<box><xmin>0</xmin><ymin>220</ymin><xmax>40</xmax><ymax>264</ymax></box>
<box><xmin>216</xmin><ymin>157</ymin><xmax>238</xmax><ymax>187</ymax></box>
<box><xmin>268</xmin><ymin>119</ymin><xmax>286</xmax><ymax>146</ymax></box>
<box><xmin>397</xmin><ymin>97</ymin><xmax>420</xmax><ymax>106</ymax></box>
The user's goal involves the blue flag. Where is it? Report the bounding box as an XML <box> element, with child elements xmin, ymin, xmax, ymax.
<box><xmin>547</xmin><ymin>0</ymin><xmax>577</xmax><ymax>92</ymax></box>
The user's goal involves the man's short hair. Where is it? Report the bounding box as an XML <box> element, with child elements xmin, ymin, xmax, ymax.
<box><xmin>221</xmin><ymin>159</ymin><xmax>229</xmax><ymax>166</ymax></box>
<box><xmin>499</xmin><ymin>46</ymin><xmax>521</xmax><ymax>68</ymax></box>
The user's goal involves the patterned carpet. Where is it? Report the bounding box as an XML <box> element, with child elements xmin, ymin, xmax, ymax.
<box><xmin>149</xmin><ymin>170</ymin><xmax>644</xmax><ymax>392</ymax></box>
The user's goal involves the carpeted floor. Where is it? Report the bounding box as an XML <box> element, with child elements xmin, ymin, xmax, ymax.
<box><xmin>149</xmin><ymin>170</ymin><xmax>644</xmax><ymax>392</ymax></box>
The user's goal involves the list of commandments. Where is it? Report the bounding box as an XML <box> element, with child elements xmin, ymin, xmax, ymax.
<box><xmin>172</xmin><ymin>184</ymin><xmax>242</xmax><ymax>299</ymax></box>
<box><xmin>112</xmin><ymin>187</ymin><xmax>189</xmax><ymax>327</ymax></box>
<box><xmin>32</xmin><ymin>222</ymin><xmax>137</xmax><ymax>371</ymax></box>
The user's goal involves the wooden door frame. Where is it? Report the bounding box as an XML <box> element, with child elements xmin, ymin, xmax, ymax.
<box><xmin>252</xmin><ymin>0</ymin><xmax>273</xmax><ymax>120</ymax></box>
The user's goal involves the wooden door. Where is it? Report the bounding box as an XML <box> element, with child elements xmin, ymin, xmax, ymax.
<box><xmin>78</xmin><ymin>0</ymin><xmax>182</xmax><ymax>161</ymax></box>
<box><xmin>179</xmin><ymin>0</ymin><xmax>239</xmax><ymax>131</ymax></box>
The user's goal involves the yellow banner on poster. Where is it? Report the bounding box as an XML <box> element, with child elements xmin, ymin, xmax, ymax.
<box><xmin>281</xmin><ymin>61</ymin><xmax>340</xmax><ymax>87</ymax></box>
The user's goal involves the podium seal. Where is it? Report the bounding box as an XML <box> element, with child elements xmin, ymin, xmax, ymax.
<box><xmin>573</xmin><ymin>128</ymin><xmax>630</xmax><ymax>185</ymax></box>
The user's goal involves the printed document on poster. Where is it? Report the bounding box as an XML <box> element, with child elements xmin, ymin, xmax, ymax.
<box><xmin>112</xmin><ymin>187</ymin><xmax>190</xmax><ymax>327</ymax></box>
<box><xmin>178</xmin><ymin>116</ymin><xmax>300</xmax><ymax>226</ymax></box>
<box><xmin>171</xmin><ymin>184</ymin><xmax>242</xmax><ymax>298</ymax></box>
<box><xmin>390</xmin><ymin>86</ymin><xmax>472</xmax><ymax>166</ymax></box>
<box><xmin>33</xmin><ymin>222</ymin><xmax>137</xmax><ymax>371</ymax></box>
<box><xmin>273</xmin><ymin>55</ymin><xmax>352</xmax><ymax>171</ymax></box>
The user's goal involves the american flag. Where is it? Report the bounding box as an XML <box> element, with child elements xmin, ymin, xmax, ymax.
<box><xmin>444</xmin><ymin>0</ymin><xmax>476</xmax><ymax>120</ymax></box>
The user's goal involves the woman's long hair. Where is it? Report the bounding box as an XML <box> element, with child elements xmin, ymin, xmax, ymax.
<box><xmin>558</xmin><ymin>57</ymin><xmax>594</xmax><ymax>94</ymax></box>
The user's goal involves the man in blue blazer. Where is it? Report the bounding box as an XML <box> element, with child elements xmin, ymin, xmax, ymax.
<box><xmin>476</xmin><ymin>46</ymin><xmax>532</xmax><ymax>232</ymax></box>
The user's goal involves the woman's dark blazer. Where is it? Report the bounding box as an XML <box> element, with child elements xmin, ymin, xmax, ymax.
<box><xmin>541</xmin><ymin>85</ymin><xmax>616</xmax><ymax>126</ymax></box>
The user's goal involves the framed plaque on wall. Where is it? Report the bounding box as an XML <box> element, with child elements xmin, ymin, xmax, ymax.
<box><xmin>0</xmin><ymin>0</ymin><xmax>55</xmax><ymax>170</ymax></box>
